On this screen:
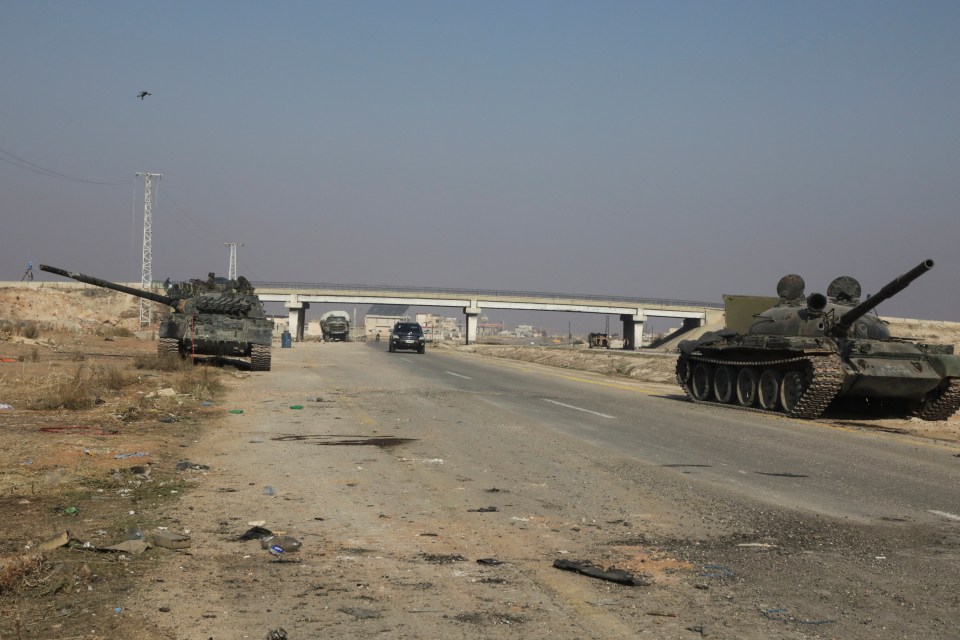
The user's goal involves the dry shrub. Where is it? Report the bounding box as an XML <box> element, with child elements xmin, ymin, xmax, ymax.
<box><xmin>91</xmin><ymin>364</ymin><xmax>133</xmax><ymax>391</ymax></box>
<box><xmin>174</xmin><ymin>365</ymin><xmax>223</xmax><ymax>400</ymax></box>
<box><xmin>26</xmin><ymin>368</ymin><xmax>95</xmax><ymax>410</ymax></box>
<box><xmin>134</xmin><ymin>353</ymin><xmax>187</xmax><ymax>372</ymax></box>
<box><xmin>28</xmin><ymin>348</ymin><xmax>39</xmax><ymax>362</ymax></box>
<box><xmin>0</xmin><ymin>554</ymin><xmax>49</xmax><ymax>595</ymax></box>
<box><xmin>19</xmin><ymin>321</ymin><xmax>39</xmax><ymax>339</ymax></box>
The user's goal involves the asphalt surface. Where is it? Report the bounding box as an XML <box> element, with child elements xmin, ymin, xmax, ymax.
<box><xmin>136</xmin><ymin>341</ymin><xmax>960</xmax><ymax>639</ymax></box>
<box><xmin>384</xmin><ymin>342</ymin><xmax>960</xmax><ymax>526</ymax></box>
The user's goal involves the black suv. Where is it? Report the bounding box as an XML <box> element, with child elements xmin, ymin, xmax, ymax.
<box><xmin>389</xmin><ymin>322</ymin><xmax>426</xmax><ymax>354</ymax></box>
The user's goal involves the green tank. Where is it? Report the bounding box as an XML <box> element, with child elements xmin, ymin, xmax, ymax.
<box><xmin>39</xmin><ymin>264</ymin><xmax>273</xmax><ymax>371</ymax></box>
<box><xmin>677</xmin><ymin>259</ymin><xmax>960</xmax><ymax>420</ymax></box>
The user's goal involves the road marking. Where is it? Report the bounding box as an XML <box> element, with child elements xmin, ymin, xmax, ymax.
<box><xmin>929</xmin><ymin>509</ymin><xmax>960</xmax><ymax>522</ymax></box>
<box><xmin>445</xmin><ymin>371</ymin><xmax>472</xmax><ymax>379</ymax></box>
<box><xmin>400</xmin><ymin>358</ymin><xmax>414</xmax><ymax>363</ymax></box>
<box><xmin>544</xmin><ymin>399</ymin><xmax>616</xmax><ymax>419</ymax></box>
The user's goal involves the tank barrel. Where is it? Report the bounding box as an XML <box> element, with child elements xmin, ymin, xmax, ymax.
<box><xmin>830</xmin><ymin>259</ymin><xmax>934</xmax><ymax>336</ymax></box>
<box><xmin>39</xmin><ymin>264</ymin><xmax>179</xmax><ymax>308</ymax></box>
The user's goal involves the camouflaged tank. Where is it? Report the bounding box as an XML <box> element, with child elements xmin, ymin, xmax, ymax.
<box><xmin>40</xmin><ymin>264</ymin><xmax>273</xmax><ymax>371</ymax></box>
<box><xmin>676</xmin><ymin>259</ymin><xmax>960</xmax><ymax>420</ymax></box>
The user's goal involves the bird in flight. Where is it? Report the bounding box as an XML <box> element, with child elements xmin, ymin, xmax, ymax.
<box><xmin>137</xmin><ymin>91</ymin><xmax>152</xmax><ymax>100</ymax></box>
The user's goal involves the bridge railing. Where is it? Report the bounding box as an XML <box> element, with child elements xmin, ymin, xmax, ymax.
<box><xmin>250</xmin><ymin>281</ymin><xmax>723</xmax><ymax>309</ymax></box>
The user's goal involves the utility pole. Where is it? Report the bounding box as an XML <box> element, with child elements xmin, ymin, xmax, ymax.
<box><xmin>136</xmin><ymin>172</ymin><xmax>162</xmax><ymax>327</ymax></box>
<box><xmin>224</xmin><ymin>242</ymin><xmax>244</xmax><ymax>280</ymax></box>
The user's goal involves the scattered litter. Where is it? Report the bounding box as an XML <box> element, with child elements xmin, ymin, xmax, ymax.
<box><xmin>419</xmin><ymin>532</ymin><xmax>438</xmax><ymax>537</ymax></box>
<box><xmin>261</xmin><ymin>534</ymin><xmax>302</xmax><ymax>560</ymax></box>
<box><xmin>553</xmin><ymin>559</ymin><xmax>652</xmax><ymax>586</ymax></box>
<box><xmin>175</xmin><ymin>460</ymin><xmax>210</xmax><ymax>471</ymax></box>
<box><xmin>484</xmin><ymin>487</ymin><xmax>504</xmax><ymax>493</ymax></box>
<box><xmin>737</xmin><ymin>543</ymin><xmax>778</xmax><ymax>548</ymax></box>
<box><xmin>38</xmin><ymin>531</ymin><xmax>70</xmax><ymax>552</ymax></box>
<box><xmin>200</xmin><ymin>401</ymin><xmax>212</xmax><ymax>407</ymax></box>
<box><xmin>289</xmin><ymin>405</ymin><xmax>304</xmax><ymax>410</ymax></box>
<box><xmin>158</xmin><ymin>415</ymin><xmax>179</xmax><ymax>423</ymax></box>
<box><xmin>420</xmin><ymin>553</ymin><xmax>466</xmax><ymax>564</ymax></box>
<box><xmin>1</xmin><ymin>357</ymin><xmax>19</xmax><ymax>363</ymax></box>
<box><xmin>237</xmin><ymin>526</ymin><xmax>273</xmax><ymax>541</ymax></box>
<box><xmin>467</xmin><ymin>506</ymin><xmax>498</xmax><ymax>513</ymax></box>
<box><xmin>266</xmin><ymin>629</ymin><xmax>288</xmax><ymax>640</ymax></box>
<box><xmin>0</xmin><ymin>403</ymin><xmax>13</xmax><ymax>410</ymax></box>
<box><xmin>114</xmin><ymin>451</ymin><xmax>150</xmax><ymax>460</ymax></box>
<box><xmin>338</xmin><ymin>607</ymin><xmax>381</xmax><ymax>620</ymax></box>
<box><xmin>700</xmin><ymin>565</ymin><xmax>733</xmax><ymax>578</ymax></box>
<box><xmin>646</xmin><ymin>611</ymin><xmax>677</xmax><ymax>617</ymax></box>
<box><xmin>476</xmin><ymin>558</ymin><xmax>503</xmax><ymax>565</ymax></box>
<box><xmin>114</xmin><ymin>607</ymin><xmax>123</xmax><ymax>614</ymax></box>
<box><xmin>248</xmin><ymin>520</ymin><xmax>266</xmax><ymax>527</ymax></box>
<box><xmin>102</xmin><ymin>539</ymin><xmax>151</xmax><ymax>555</ymax></box>
<box><xmin>63</xmin><ymin>506</ymin><xmax>79</xmax><ymax>516</ymax></box>
<box><xmin>762</xmin><ymin>608</ymin><xmax>836</xmax><ymax>625</ymax></box>
<box><xmin>229</xmin><ymin>409</ymin><xmax>244</xmax><ymax>414</ymax></box>
<box><xmin>150</xmin><ymin>531</ymin><xmax>191</xmax><ymax>550</ymax></box>
<box><xmin>263</xmin><ymin>486</ymin><xmax>276</xmax><ymax>496</ymax></box>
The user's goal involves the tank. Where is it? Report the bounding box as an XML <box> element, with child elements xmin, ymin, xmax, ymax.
<box><xmin>319</xmin><ymin>310</ymin><xmax>351</xmax><ymax>342</ymax></box>
<box><xmin>676</xmin><ymin>259</ymin><xmax>960</xmax><ymax>420</ymax></box>
<box><xmin>39</xmin><ymin>264</ymin><xmax>274</xmax><ymax>371</ymax></box>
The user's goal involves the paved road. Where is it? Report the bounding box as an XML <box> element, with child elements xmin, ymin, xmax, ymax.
<box><xmin>379</xmin><ymin>342</ymin><xmax>960</xmax><ymax>526</ymax></box>
<box><xmin>138</xmin><ymin>341</ymin><xmax>960</xmax><ymax>639</ymax></box>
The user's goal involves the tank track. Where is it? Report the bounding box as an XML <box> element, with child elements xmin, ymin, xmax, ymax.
<box><xmin>916</xmin><ymin>378</ymin><xmax>960</xmax><ymax>421</ymax></box>
<box><xmin>158</xmin><ymin>337</ymin><xmax>180</xmax><ymax>359</ymax></box>
<box><xmin>250</xmin><ymin>343</ymin><xmax>271</xmax><ymax>371</ymax></box>
<box><xmin>677</xmin><ymin>352</ymin><xmax>844</xmax><ymax>419</ymax></box>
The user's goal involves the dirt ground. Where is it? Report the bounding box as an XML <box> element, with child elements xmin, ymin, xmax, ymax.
<box><xmin>1</xmin><ymin>283</ymin><xmax>958</xmax><ymax>638</ymax></box>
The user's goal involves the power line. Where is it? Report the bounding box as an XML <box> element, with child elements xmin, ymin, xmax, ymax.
<box><xmin>0</xmin><ymin>144</ymin><xmax>132</xmax><ymax>186</ymax></box>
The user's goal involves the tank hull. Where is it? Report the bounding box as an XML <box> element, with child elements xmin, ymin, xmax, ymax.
<box><xmin>678</xmin><ymin>333</ymin><xmax>960</xmax><ymax>420</ymax></box>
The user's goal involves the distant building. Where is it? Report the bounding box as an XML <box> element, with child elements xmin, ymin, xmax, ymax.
<box><xmin>365</xmin><ymin>304</ymin><xmax>409</xmax><ymax>340</ymax></box>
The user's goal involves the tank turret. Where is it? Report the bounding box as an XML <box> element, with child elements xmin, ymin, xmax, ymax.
<box><xmin>829</xmin><ymin>259</ymin><xmax>933</xmax><ymax>337</ymax></box>
<box><xmin>677</xmin><ymin>258</ymin><xmax>960</xmax><ymax>421</ymax></box>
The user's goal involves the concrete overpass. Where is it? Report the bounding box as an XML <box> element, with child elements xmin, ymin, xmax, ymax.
<box><xmin>252</xmin><ymin>281</ymin><xmax>724</xmax><ymax>349</ymax></box>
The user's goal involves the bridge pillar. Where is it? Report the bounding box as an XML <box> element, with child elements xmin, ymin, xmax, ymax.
<box><xmin>620</xmin><ymin>314</ymin><xmax>646</xmax><ymax>350</ymax></box>
<box><xmin>286</xmin><ymin>301</ymin><xmax>310</xmax><ymax>341</ymax></box>
<box><xmin>464</xmin><ymin>307</ymin><xmax>480</xmax><ymax>345</ymax></box>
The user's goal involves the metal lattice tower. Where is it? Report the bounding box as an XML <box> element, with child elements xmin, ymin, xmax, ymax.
<box><xmin>136</xmin><ymin>172</ymin><xmax>162</xmax><ymax>327</ymax></box>
<box><xmin>225</xmin><ymin>242</ymin><xmax>244</xmax><ymax>280</ymax></box>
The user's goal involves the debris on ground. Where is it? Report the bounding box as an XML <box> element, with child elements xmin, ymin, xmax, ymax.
<box><xmin>150</xmin><ymin>531</ymin><xmax>192</xmax><ymax>549</ymax></box>
<box><xmin>260</xmin><ymin>535</ymin><xmax>302</xmax><ymax>560</ymax></box>
<box><xmin>237</xmin><ymin>526</ymin><xmax>273</xmax><ymax>541</ymax></box>
<box><xmin>175</xmin><ymin>460</ymin><xmax>210</xmax><ymax>471</ymax></box>
<box><xmin>552</xmin><ymin>558</ymin><xmax>652</xmax><ymax>586</ymax></box>
<box><xmin>467</xmin><ymin>506</ymin><xmax>498</xmax><ymax>512</ymax></box>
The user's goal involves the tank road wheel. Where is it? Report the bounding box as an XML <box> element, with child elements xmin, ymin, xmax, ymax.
<box><xmin>713</xmin><ymin>366</ymin><xmax>736</xmax><ymax>404</ymax></box>
<box><xmin>736</xmin><ymin>368</ymin><xmax>759</xmax><ymax>407</ymax></box>
<box><xmin>757</xmin><ymin>369</ymin><xmax>783</xmax><ymax>411</ymax></box>
<box><xmin>690</xmin><ymin>363</ymin><xmax>714</xmax><ymax>401</ymax></box>
<box><xmin>780</xmin><ymin>371</ymin><xmax>807</xmax><ymax>415</ymax></box>
<box><xmin>250</xmin><ymin>344</ymin><xmax>271</xmax><ymax>371</ymax></box>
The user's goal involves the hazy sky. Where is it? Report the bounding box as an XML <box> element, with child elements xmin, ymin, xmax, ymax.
<box><xmin>2</xmin><ymin>1</ymin><xmax>959</xmax><ymax>329</ymax></box>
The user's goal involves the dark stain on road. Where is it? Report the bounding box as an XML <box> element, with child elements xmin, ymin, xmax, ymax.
<box><xmin>272</xmin><ymin>434</ymin><xmax>417</xmax><ymax>447</ymax></box>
